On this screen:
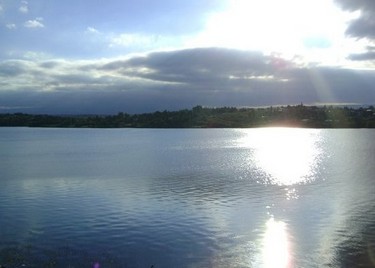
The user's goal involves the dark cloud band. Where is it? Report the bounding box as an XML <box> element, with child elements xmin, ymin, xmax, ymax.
<box><xmin>0</xmin><ymin>48</ymin><xmax>374</xmax><ymax>114</ymax></box>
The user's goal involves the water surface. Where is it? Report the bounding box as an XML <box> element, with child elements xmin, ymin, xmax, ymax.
<box><xmin>1</xmin><ymin>128</ymin><xmax>375</xmax><ymax>267</ymax></box>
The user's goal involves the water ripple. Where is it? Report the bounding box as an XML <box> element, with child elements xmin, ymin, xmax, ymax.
<box><xmin>1</xmin><ymin>128</ymin><xmax>375</xmax><ymax>267</ymax></box>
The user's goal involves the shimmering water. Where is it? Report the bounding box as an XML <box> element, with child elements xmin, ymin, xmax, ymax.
<box><xmin>0</xmin><ymin>128</ymin><xmax>375</xmax><ymax>267</ymax></box>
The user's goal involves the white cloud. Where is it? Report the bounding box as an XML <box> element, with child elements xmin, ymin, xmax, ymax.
<box><xmin>109</xmin><ymin>33</ymin><xmax>164</xmax><ymax>48</ymax></box>
<box><xmin>6</xmin><ymin>24</ymin><xmax>17</xmax><ymax>30</ymax></box>
<box><xmin>85</xmin><ymin>27</ymin><xmax>101</xmax><ymax>35</ymax></box>
<box><xmin>19</xmin><ymin>6</ymin><xmax>28</xmax><ymax>13</ymax></box>
<box><xmin>0</xmin><ymin>5</ymin><xmax>3</xmax><ymax>12</ymax></box>
<box><xmin>108</xmin><ymin>33</ymin><xmax>181</xmax><ymax>52</ymax></box>
<box><xmin>19</xmin><ymin>1</ymin><xmax>29</xmax><ymax>14</ymax></box>
<box><xmin>24</xmin><ymin>18</ymin><xmax>44</xmax><ymax>28</ymax></box>
<box><xmin>86</xmin><ymin>27</ymin><xmax>99</xmax><ymax>34</ymax></box>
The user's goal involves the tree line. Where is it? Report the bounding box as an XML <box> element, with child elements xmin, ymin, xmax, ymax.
<box><xmin>0</xmin><ymin>104</ymin><xmax>375</xmax><ymax>128</ymax></box>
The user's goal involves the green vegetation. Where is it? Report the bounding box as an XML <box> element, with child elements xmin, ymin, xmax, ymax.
<box><xmin>1</xmin><ymin>104</ymin><xmax>375</xmax><ymax>128</ymax></box>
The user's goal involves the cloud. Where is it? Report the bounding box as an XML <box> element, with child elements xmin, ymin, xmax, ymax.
<box><xmin>334</xmin><ymin>0</ymin><xmax>375</xmax><ymax>63</ymax></box>
<box><xmin>24</xmin><ymin>18</ymin><xmax>44</xmax><ymax>28</ymax></box>
<box><xmin>100</xmin><ymin>48</ymin><xmax>295</xmax><ymax>88</ymax></box>
<box><xmin>19</xmin><ymin>1</ymin><xmax>29</xmax><ymax>14</ymax></box>
<box><xmin>107</xmin><ymin>33</ymin><xmax>187</xmax><ymax>55</ymax></box>
<box><xmin>109</xmin><ymin>33</ymin><xmax>158</xmax><ymax>48</ymax></box>
<box><xmin>86</xmin><ymin>27</ymin><xmax>100</xmax><ymax>34</ymax></box>
<box><xmin>0</xmin><ymin>60</ymin><xmax>29</xmax><ymax>76</ymax></box>
<box><xmin>6</xmin><ymin>24</ymin><xmax>17</xmax><ymax>30</ymax></box>
<box><xmin>0</xmin><ymin>48</ymin><xmax>375</xmax><ymax>114</ymax></box>
<box><xmin>348</xmin><ymin>47</ymin><xmax>375</xmax><ymax>61</ymax></box>
<box><xmin>335</xmin><ymin>0</ymin><xmax>375</xmax><ymax>40</ymax></box>
<box><xmin>0</xmin><ymin>5</ymin><xmax>3</xmax><ymax>12</ymax></box>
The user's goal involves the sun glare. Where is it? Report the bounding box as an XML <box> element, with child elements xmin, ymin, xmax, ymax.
<box><xmin>190</xmin><ymin>0</ymin><xmax>358</xmax><ymax>64</ymax></box>
<box><xmin>240</xmin><ymin>128</ymin><xmax>321</xmax><ymax>186</ymax></box>
<box><xmin>262</xmin><ymin>218</ymin><xmax>291</xmax><ymax>268</ymax></box>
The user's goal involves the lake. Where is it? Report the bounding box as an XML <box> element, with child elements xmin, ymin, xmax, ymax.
<box><xmin>0</xmin><ymin>128</ymin><xmax>375</xmax><ymax>267</ymax></box>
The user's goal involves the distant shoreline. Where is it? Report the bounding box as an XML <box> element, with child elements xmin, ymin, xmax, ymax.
<box><xmin>1</xmin><ymin>104</ymin><xmax>375</xmax><ymax>128</ymax></box>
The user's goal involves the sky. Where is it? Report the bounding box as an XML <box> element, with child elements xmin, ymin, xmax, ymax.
<box><xmin>0</xmin><ymin>0</ymin><xmax>375</xmax><ymax>114</ymax></box>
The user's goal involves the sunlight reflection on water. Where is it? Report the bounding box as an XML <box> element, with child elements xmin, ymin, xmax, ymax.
<box><xmin>262</xmin><ymin>218</ymin><xmax>291</xmax><ymax>268</ymax></box>
<box><xmin>239</xmin><ymin>128</ymin><xmax>323</xmax><ymax>186</ymax></box>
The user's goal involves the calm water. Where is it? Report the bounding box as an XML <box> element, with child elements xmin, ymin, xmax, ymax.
<box><xmin>1</xmin><ymin>128</ymin><xmax>375</xmax><ymax>267</ymax></box>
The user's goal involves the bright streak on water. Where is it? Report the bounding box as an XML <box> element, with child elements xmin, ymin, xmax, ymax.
<box><xmin>262</xmin><ymin>218</ymin><xmax>290</xmax><ymax>268</ymax></box>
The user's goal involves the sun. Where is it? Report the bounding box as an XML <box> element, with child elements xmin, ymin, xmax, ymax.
<box><xmin>190</xmin><ymin>0</ymin><xmax>357</xmax><ymax>65</ymax></box>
